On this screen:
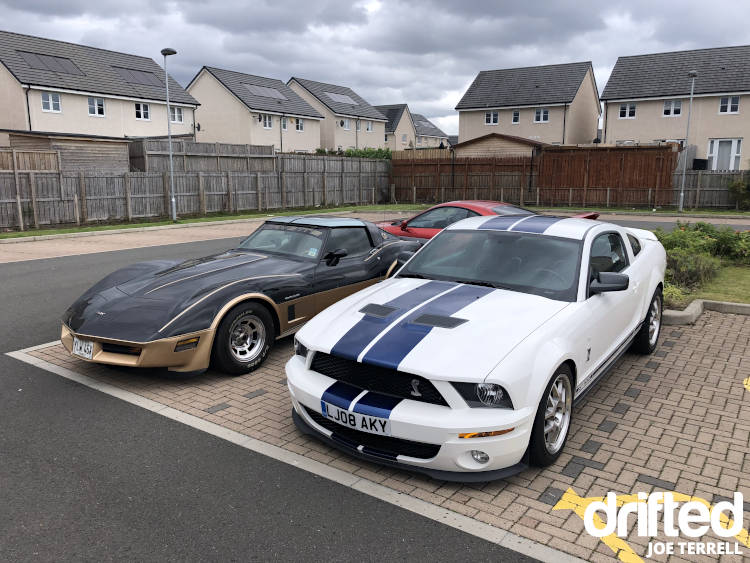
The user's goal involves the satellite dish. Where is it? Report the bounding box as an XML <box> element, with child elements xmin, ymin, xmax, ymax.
<box><xmin>258</xmin><ymin>115</ymin><xmax>263</xmax><ymax>122</ymax></box>
<box><xmin>339</xmin><ymin>120</ymin><xmax>344</xmax><ymax>127</ymax></box>
<box><xmin>196</xmin><ymin>123</ymin><xmax>201</xmax><ymax>131</ymax></box>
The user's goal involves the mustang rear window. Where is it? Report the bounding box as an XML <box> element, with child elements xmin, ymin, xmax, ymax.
<box><xmin>238</xmin><ymin>224</ymin><xmax>325</xmax><ymax>260</ymax></box>
<box><xmin>400</xmin><ymin>230</ymin><xmax>582</xmax><ymax>301</ymax></box>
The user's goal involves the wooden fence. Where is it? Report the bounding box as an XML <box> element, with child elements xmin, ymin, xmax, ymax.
<box><xmin>129</xmin><ymin>139</ymin><xmax>276</xmax><ymax>172</ymax></box>
<box><xmin>0</xmin><ymin>155</ymin><xmax>390</xmax><ymax>231</ymax></box>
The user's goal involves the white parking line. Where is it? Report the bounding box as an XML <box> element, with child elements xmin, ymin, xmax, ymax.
<box><xmin>6</xmin><ymin>342</ymin><xmax>584</xmax><ymax>563</ymax></box>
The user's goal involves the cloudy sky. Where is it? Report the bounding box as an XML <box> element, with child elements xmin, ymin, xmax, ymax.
<box><xmin>2</xmin><ymin>0</ymin><xmax>749</xmax><ymax>134</ymax></box>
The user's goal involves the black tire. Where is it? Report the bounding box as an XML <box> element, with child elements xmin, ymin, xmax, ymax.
<box><xmin>529</xmin><ymin>365</ymin><xmax>573</xmax><ymax>467</ymax></box>
<box><xmin>631</xmin><ymin>288</ymin><xmax>663</xmax><ymax>355</ymax></box>
<box><xmin>211</xmin><ymin>302</ymin><xmax>274</xmax><ymax>375</ymax></box>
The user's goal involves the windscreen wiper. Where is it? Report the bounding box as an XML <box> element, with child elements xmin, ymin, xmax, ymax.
<box><xmin>398</xmin><ymin>273</ymin><xmax>430</xmax><ymax>279</ymax></box>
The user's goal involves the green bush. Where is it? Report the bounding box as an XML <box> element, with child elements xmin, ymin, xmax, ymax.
<box><xmin>662</xmin><ymin>282</ymin><xmax>687</xmax><ymax>307</ymax></box>
<box><xmin>655</xmin><ymin>221</ymin><xmax>750</xmax><ymax>264</ymax></box>
<box><xmin>314</xmin><ymin>147</ymin><xmax>392</xmax><ymax>160</ymax></box>
<box><xmin>728</xmin><ymin>178</ymin><xmax>750</xmax><ymax>210</ymax></box>
<box><xmin>665</xmin><ymin>248</ymin><xmax>720</xmax><ymax>288</ymax></box>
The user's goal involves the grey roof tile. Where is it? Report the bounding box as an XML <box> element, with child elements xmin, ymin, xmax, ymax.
<box><xmin>0</xmin><ymin>30</ymin><xmax>197</xmax><ymax>105</ymax></box>
<box><xmin>200</xmin><ymin>67</ymin><xmax>322</xmax><ymax>118</ymax></box>
<box><xmin>601</xmin><ymin>45</ymin><xmax>750</xmax><ymax>100</ymax></box>
<box><xmin>373</xmin><ymin>104</ymin><xmax>408</xmax><ymax>132</ymax></box>
<box><xmin>411</xmin><ymin>113</ymin><xmax>447</xmax><ymax>138</ymax></box>
<box><xmin>456</xmin><ymin>61</ymin><xmax>592</xmax><ymax>110</ymax></box>
<box><xmin>291</xmin><ymin>77</ymin><xmax>386</xmax><ymax>121</ymax></box>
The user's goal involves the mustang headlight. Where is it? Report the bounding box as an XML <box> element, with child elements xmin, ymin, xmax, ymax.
<box><xmin>452</xmin><ymin>382</ymin><xmax>513</xmax><ymax>409</ymax></box>
<box><xmin>294</xmin><ymin>337</ymin><xmax>308</xmax><ymax>358</ymax></box>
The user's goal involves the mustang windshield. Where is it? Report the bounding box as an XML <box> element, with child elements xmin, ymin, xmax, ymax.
<box><xmin>238</xmin><ymin>224</ymin><xmax>326</xmax><ymax>260</ymax></box>
<box><xmin>399</xmin><ymin>230</ymin><xmax>582</xmax><ymax>301</ymax></box>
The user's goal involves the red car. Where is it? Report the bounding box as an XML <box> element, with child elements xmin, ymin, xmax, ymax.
<box><xmin>378</xmin><ymin>201</ymin><xmax>599</xmax><ymax>239</ymax></box>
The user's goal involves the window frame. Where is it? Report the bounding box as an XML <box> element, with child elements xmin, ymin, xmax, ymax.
<box><xmin>401</xmin><ymin>133</ymin><xmax>407</xmax><ymax>144</ymax></box>
<box><xmin>170</xmin><ymin>106</ymin><xmax>184</xmax><ymax>124</ymax></box>
<box><xmin>365</xmin><ymin>120</ymin><xmax>373</xmax><ymax>132</ymax></box>
<box><xmin>135</xmin><ymin>102</ymin><xmax>150</xmax><ymax>121</ymax></box>
<box><xmin>485</xmin><ymin>111</ymin><xmax>499</xmax><ymax>125</ymax></box>
<box><xmin>281</xmin><ymin>116</ymin><xmax>287</xmax><ymax>131</ymax></box>
<box><xmin>342</xmin><ymin>118</ymin><xmax>350</xmax><ymax>130</ymax></box>
<box><xmin>512</xmin><ymin>110</ymin><xmax>520</xmax><ymax>124</ymax></box>
<box><xmin>618</xmin><ymin>103</ymin><xmax>636</xmax><ymax>119</ymax></box>
<box><xmin>706</xmin><ymin>138</ymin><xmax>742</xmax><ymax>171</ymax></box>
<box><xmin>322</xmin><ymin>226</ymin><xmax>374</xmax><ymax>259</ymax></box>
<box><xmin>533</xmin><ymin>108</ymin><xmax>550</xmax><ymax>123</ymax></box>
<box><xmin>41</xmin><ymin>91</ymin><xmax>61</xmax><ymax>113</ymax></box>
<box><xmin>662</xmin><ymin>100</ymin><xmax>682</xmax><ymax>117</ymax></box>
<box><xmin>261</xmin><ymin>113</ymin><xmax>272</xmax><ymax>129</ymax></box>
<box><xmin>87</xmin><ymin>96</ymin><xmax>105</xmax><ymax>117</ymax></box>
<box><xmin>295</xmin><ymin>117</ymin><xmax>304</xmax><ymax>132</ymax></box>
<box><xmin>719</xmin><ymin>96</ymin><xmax>740</xmax><ymax>114</ymax></box>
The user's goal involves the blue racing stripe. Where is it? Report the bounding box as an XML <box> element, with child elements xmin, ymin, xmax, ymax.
<box><xmin>509</xmin><ymin>215</ymin><xmax>563</xmax><ymax>234</ymax></box>
<box><xmin>361</xmin><ymin>284</ymin><xmax>494</xmax><ymax>370</ymax></box>
<box><xmin>330</xmin><ymin>280</ymin><xmax>454</xmax><ymax>361</ymax></box>
<box><xmin>321</xmin><ymin>381</ymin><xmax>362</xmax><ymax>410</ymax></box>
<box><xmin>351</xmin><ymin>392</ymin><xmax>403</xmax><ymax>418</ymax></box>
<box><xmin>477</xmin><ymin>215</ymin><xmax>522</xmax><ymax>231</ymax></box>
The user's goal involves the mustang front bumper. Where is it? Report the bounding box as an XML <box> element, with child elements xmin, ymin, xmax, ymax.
<box><xmin>286</xmin><ymin>354</ymin><xmax>533</xmax><ymax>481</ymax></box>
<box><xmin>60</xmin><ymin>324</ymin><xmax>214</xmax><ymax>373</ymax></box>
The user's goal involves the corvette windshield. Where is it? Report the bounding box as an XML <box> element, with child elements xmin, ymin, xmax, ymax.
<box><xmin>399</xmin><ymin>230</ymin><xmax>582</xmax><ymax>301</ymax></box>
<box><xmin>238</xmin><ymin>224</ymin><xmax>325</xmax><ymax>260</ymax></box>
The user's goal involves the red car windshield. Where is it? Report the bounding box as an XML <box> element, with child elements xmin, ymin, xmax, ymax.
<box><xmin>491</xmin><ymin>205</ymin><xmax>535</xmax><ymax>216</ymax></box>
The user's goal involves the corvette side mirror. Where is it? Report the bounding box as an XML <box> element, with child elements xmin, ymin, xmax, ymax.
<box><xmin>395</xmin><ymin>250</ymin><xmax>414</xmax><ymax>268</ymax></box>
<box><xmin>400</xmin><ymin>220</ymin><xmax>409</xmax><ymax>232</ymax></box>
<box><xmin>589</xmin><ymin>272</ymin><xmax>629</xmax><ymax>295</ymax></box>
<box><xmin>324</xmin><ymin>248</ymin><xmax>348</xmax><ymax>266</ymax></box>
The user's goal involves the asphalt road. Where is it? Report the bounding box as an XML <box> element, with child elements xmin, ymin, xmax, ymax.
<box><xmin>0</xmin><ymin>238</ymin><xmax>535</xmax><ymax>563</ymax></box>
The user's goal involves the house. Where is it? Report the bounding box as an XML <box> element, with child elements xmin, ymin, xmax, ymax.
<box><xmin>0</xmin><ymin>30</ymin><xmax>198</xmax><ymax>146</ymax></box>
<box><xmin>601</xmin><ymin>45</ymin><xmax>750</xmax><ymax>170</ymax></box>
<box><xmin>374</xmin><ymin>104</ymin><xmax>415</xmax><ymax>150</ymax></box>
<box><xmin>412</xmin><ymin>114</ymin><xmax>449</xmax><ymax>148</ymax></box>
<box><xmin>455</xmin><ymin>61</ymin><xmax>600</xmax><ymax>145</ymax></box>
<box><xmin>288</xmin><ymin>77</ymin><xmax>386</xmax><ymax>150</ymax></box>
<box><xmin>451</xmin><ymin>132</ymin><xmax>546</xmax><ymax>158</ymax></box>
<box><xmin>187</xmin><ymin>67</ymin><xmax>323</xmax><ymax>153</ymax></box>
<box><xmin>447</xmin><ymin>135</ymin><xmax>459</xmax><ymax>147</ymax></box>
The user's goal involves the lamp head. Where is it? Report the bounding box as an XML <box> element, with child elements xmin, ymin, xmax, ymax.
<box><xmin>161</xmin><ymin>48</ymin><xmax>177</xmax><ymax>57</ymax></box>
<box><xmin>688</xmin><ymin>70</ymin><xmax>698</xmax><ymax>78</ymax></box>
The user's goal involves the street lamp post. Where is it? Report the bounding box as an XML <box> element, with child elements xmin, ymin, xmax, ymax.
<box><xmin>678</xmin><ymin>70</ymin><xmax>698</xmax><ymax>212</ymax></box>
<box><xmin>161</xmin><ymin>47</ymin><xmax>178</xmax><ymax>222</ymax></box>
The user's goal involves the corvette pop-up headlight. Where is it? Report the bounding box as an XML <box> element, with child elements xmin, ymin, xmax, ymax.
<box><xmin>452</xmin><ymin>382</ymin><xmax>514</xmax><ymax>409</ymax></box>
<box><xmin>294</xmin><ymin>337</ymin><xmax>308</xmax><ymax>359</ymax></box>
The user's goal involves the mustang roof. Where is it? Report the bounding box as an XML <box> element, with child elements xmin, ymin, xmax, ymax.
<box><xmin>266</xmin><ymin>216</ymin><xmax>367</xmax><ymax>227</ymax></box>
<box><xmin>448</xmin><ymin>215</ymin><xmax>601</xmax><ymax>240</ymax></box>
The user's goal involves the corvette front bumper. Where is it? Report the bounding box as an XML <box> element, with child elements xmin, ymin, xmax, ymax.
<box><xmin>286</xmin><ymin>354</ymin><xmax>533</xmax><ymax>481</ymax></box>
<box><xmin>60</xmin><ymin>324</ymin><xmax>214</xmax><ymax>373</ymax></box>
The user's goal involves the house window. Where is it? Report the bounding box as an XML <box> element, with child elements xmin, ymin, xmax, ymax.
<box><xmin>261</xmin><ymin>114</ymin><xmax>272</xmax><ymax>129</ymax></box>
<box><xmin>619</xmin><ymin>103</ymin><xmax>636</xmax><ymax>119</ymax></box>
<box><xmin>366</xmin><ymin>120</ymin><xmax>373</xmax><ymax>132</ymax></box>
<box><xmin>356</xmin><ymin>120</ymin><xmax>361</xmax><ymax>131</ymax></box>
<box><xmin>401</xmin><ymin>133</ymin><xmax>407</xmax><ymax>144</ymax></box>
<box><xmin>534</xmin><ymin>108</ymin><xmax>549</xmax><ymax>123</ymax></box>
<box><xmin>485</xmin><ymin>111</ymin><xmax>498</xmax><ymax>125</ymax></box>
<box><xmin>707</xmin><ymin>138</ymin><xmax>742</xmax><ymax>170</ymax></box>
<box><xmin>512</xmin><ymin>110</ymin><xmax>520</xmax><ymax>124</ymax></box>
<box><xmin>135</xmin><ymin>103</ymin><xmax>150</xmax><ymax>120</ymax></box>
<box><xmin>88</xmin><ymin>97</ymin><xmax>105</xmax><ymax>117</ymax></box>
<box><xmin>342</xmin><ymin>118</ymin><xmax>350</xmax><ymax>130</ymax></box>
<box><xmin>170</xmin><ymin>106</ymin><xmax>184</xmax><ymax>123</ymax></box>
<box><xmin>295</xmin><ymin>118</ymin><xmax>304</xmax><ymax>132</ymax></box>
<box><xmin>281</xmin><ymin>116</ymin><xmax>287</xmax><ymax>130</ymax></box>
<box><xmin>41</xmin><ymin>91</ymin><xmax>61</xmax><ymax>112</ymax></box>
<box><xmin>663</xmin><ymin>100</ymin><xmax>682</xmax><ymax>117</ymax></box>
<box><xmin>417</xmin><ymin>136</ymin><xmax>422</xmax><ymax>145</ymax></box>
<box><xmin>719</xmin><ymin>96</ymin><xmax>740</xmax><ymax>114</ymax></box>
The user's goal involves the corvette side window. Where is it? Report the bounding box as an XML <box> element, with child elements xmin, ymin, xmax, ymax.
<box><xmin>324</xmin><ymin>228</ymin><xmax>372</xmax><ymax>258</ymax></box>
<box><xmin>589</xmin><ymin>233</ymin><xmax>628</xmax><ymax>276</ymax></box>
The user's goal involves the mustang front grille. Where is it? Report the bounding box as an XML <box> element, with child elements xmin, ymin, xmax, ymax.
<box><xmin>303</xmin><ymin>406</ymin><xmax>441</xmax><ymax>460</ymax></box>
<box><xmin>310</xmin><ymin>352</ymin><xmax>448</xmax><ymax>406</ymax></box>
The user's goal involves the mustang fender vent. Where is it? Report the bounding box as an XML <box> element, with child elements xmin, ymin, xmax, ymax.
<box><xmin>411</xmin><ymin>314</ymin><xmax>467</xmax><ymax>329</ymax></box>
<box><xmin>359</xmin><ymin>303</ymin><xmax>398</xmax><ymax>318</ymax></box>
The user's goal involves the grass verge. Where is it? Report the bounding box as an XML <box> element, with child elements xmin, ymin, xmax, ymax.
<box><xmin>666</xmin><ymin>265</ymin><xmax>750</xmax><ymax>309</ymax></box>
<box><xmin>528</xmin><ymin>205</ymin><xmax>750</xmax><ymax>217</ymax></box>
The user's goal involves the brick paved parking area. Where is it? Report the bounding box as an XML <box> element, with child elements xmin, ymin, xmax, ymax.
<box><xmin>19</xmin><ymin>311</ymin><xmax>750</xmax><ymax>562</ymax></box>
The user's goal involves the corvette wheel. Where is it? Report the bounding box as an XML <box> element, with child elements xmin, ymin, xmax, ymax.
<box><xmin>529</xmin><ymin>365</ymin><xmax>573</xmax><ymax>466</ymax></box>
<box><xmin>631</xmin><ymin>289</ymin><xmax>662</xmax><ymax>354</ymax></box>
<box><xmin>212</xmin><ymin>302</ymin><xmax>274</xmax><ymax>375</ymax></box>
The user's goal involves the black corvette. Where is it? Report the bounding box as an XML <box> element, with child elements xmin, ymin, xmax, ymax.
<box><xmin>61</xmin><ymin>217</ymin><xmax>420</xmax><ymax>375</ymax></box>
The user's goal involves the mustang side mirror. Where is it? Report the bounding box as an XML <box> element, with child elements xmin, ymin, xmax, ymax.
<box><xmin>400</xmin><ymin>220</ymin><xmax>409</xmax><ymax>232</ymax></box>
<box><xmin>324</xmin><ymin>248</ymin><xmax>348</xmax><ymax>266</ymax></box>
<box><xmin>590</xmin><ymin>272</ymin><xmax>629</xmax><ymax>295</ymax></box>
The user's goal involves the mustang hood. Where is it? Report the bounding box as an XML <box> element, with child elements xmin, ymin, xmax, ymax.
<box><xmin>64</xmin><ymin>251</ymin><xmax>301</xmax><ymax>341</ymax></box>
<box><xmin>303</xmin><ymin>278</ymin><xmax>569</xmax><ymax>382</ymax></box>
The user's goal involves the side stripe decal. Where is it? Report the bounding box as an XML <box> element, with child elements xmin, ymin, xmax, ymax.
<box><xmin>330</xmin><ymin>280</ymin><xmax>453</xmax><ymax>361</ymax></box>
<box><xmin>509</xmin><ymin>215</ymin><xmax>563</xmax><ymax>234</ymax></box>
<box><xmin>361</xmin><ymin>284</ymin><xmax>494</xmax><ymax>370</ymax></box>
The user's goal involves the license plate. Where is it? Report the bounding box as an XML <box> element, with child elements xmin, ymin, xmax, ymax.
<box><xmin>72</xmin><ymin>336</ymin><xmax>94</xmax><ymax>360</ymax></box>
<box><xmin>321</xmin><ymin>401</ymin><xmax>391</xmax><ymax>436</ymax></box>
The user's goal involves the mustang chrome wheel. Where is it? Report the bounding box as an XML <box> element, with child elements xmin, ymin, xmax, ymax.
<box><xmin>544</xmin><ymin>374</ymin><xmax>572</xmax><ymax>454</ymax></box>
<box><xmin>228</xmin><ymin>313</ymin><xmax>266</xmax><ymax>363</ymax></box>
<box><xmin>648</xmin><ymin>295</ymin><xmax>662</xmax><ymax>347</ymax></box>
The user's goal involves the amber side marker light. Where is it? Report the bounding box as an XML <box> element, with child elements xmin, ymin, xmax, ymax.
<box><xmin>174</xmin><ymin>337</ymin><xmax>200</xmax><ymax>352</ymax></box>
<box><xmin>459</xmin><ymin>428</ymin><xmax>514</xmax><ymax>439</ymax></box>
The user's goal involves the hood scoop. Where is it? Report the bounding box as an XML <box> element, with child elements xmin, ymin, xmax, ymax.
<box><xmin>359</xmin><ymin>303</ymin><xmax>398</xmax><ymax>318</ymax></box>
<box><xmin>411</xmin><ymin>314</ymin><xmax>467</xmax><ymax>329</ymax></box>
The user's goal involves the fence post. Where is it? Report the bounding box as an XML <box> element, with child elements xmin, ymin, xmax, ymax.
<box><xmin>358</xmin><ymin>158</ymin><xmax>363</xmax><ymax>205</ymax></box>
<box><xmin>124</xmin><ymin>172</ymin><xmax>132</xmax><ymax>221</ymax></box>
<box><xmin>198</xmin><ymin>172</ymin><xmax>206</xmax><ymax>215</ymax></box>
<box><xmin>340</xmin><ymin>158</ymin><xmax>344</xmax><ymax>206</ymax></box>
<box><xmin>303</xmin><ymin>157</ymin><xmax>310</xmax><ymax>207</ymax></box>
<box><xmin>226</xmin><ymin>171</ymin><xmax>233</xmax><ymax>213</ymax></box>
<box><xmin>606</xmin><ymin>187</ymin><xmax>611</xmax><ymax>208</ymax></box>
<box><xmin>280</xmin><ymin>156</ymin><xmax>286</xmax><ymax>208</ymax></box>
<box><xmin>617</xmin><ymin>152</ymin><xmax>625</xmax><ymax>207</ymax></box>
<box><xmin>582</xmin><ymin>150</ymin><xmax>590</xmax><ymax>207</ymax></box>
<box><xmin>79</xmin><ymin>171</ymin><xmax>88</xmax><ymax>223</ymax></box>
<box><xmin>215</xmin><ymin>142</ymin><xmax>221</xmax><ymax>171</ymax></box>
<box><xmin>536</xmin><ymin>186</ymin><xmax>540</xmax><ymax>206</ymax></box>
<box><xmin>647</xmin><ymin>188</ymin><xmax>652</xmax><ymax>208</ymax></box>
<box><xmin>161</xmin><ymin>172</ymin><xmax>169</xmax><ymax>218</ymax></box>
<box><xmin>321</xmin><ymin>158</ymin><xmax>327</xmax><ymax>207</ymax></box>
<box><xmin>463</xmin><ymin>161</ymin><xmax>468</xmax><ymax>200</ymax></box>
<box><xmin>568</xmin><ymin>187</ymin><xmax>573</xmax><ymax>207</ymax></box>
<box><xmin>73</xmin><ymin>192</ymin><xmax>80</xmax><ymax>225</ymax></box>
<box><xmin>256</xmin><ymin>172</ymin><xmax>262</xmax><ymax>211</ymax></box>
<box><xmin>412</xmin><ymin>184</ymin><xmax>416</xmax><ymax>204</ymax></box>
<box><xmin>390</xmin><ymin>183</ymin><xmax>395</xmax><ymax>204</ymax></box>
<box><xmin>11</xmin><ymin>150</ymin><xmax>24</xmax><ymax>231</ymax></box>
<box><xmin>694</xmin><ymin>170</ymin><xmax>703</xmax><ymax>209</ymax></box>
<box><xmin>29</xmin><ymin>172</ymin><xmax>39</xmax><ymax>229</ymax></box>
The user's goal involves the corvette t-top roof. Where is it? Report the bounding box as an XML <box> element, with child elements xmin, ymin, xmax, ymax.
<box><xmin>448</xmin><ymin>215</ymin><xmax>602</xmax><ymax>240</ymax></box>
<box><xmin>266</xmin><ymin>216</ymin><xmax>366</xmax><ymax>228</ymax></box>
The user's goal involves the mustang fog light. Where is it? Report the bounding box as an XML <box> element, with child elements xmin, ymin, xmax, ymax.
<box><xmin>294</xmin><ymin>337</ymin><xmax>308</xmax><ymax>358</ymax></box>
<box><xmin>174</xmin><ymin>337</ymin><xmax>200</xmax><ymax>352</ymax></box>
<box><xmin>459</xmin><ymin>428</ymin><xmax>515</xmax><ymax>439</ymax></box>
<box><xmin>471</xmin><ymin>450</ymin><xmax>490</xmax><ymax>464</ymax></box>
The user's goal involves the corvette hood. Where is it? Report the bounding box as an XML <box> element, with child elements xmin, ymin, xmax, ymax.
<box><xmin>302</xmin><ymin>278</ymin><xmax>570</xmax><ymax>382</ymax></box>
